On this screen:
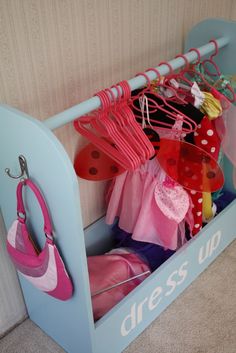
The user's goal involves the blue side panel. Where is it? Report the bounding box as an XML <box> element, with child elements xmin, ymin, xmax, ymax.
<box><xmin>0</xmin><ymin>105</ymin><xmax>95</xmax><ymax>353</ymax></box>
<box><xmin>84</xmin><ymin>217</ymin><xmax>113</xmax><ymax>256</ymax></box>
<box><xmin>94</xmin><ymin>201</ymin><xmax>236</xmax><ymax>353</ymax></box>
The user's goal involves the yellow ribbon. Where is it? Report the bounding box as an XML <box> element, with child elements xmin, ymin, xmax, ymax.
<box><xmin>200</xmin><ymin>92</ymin><xmax>222</xmax><ymax>120</ymax></box>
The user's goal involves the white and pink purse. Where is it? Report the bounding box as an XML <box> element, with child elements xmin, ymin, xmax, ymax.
<box><xmin>7</xmin><ymin>179</ymin><xmax>73</xmax><ymax>301</ymax></box>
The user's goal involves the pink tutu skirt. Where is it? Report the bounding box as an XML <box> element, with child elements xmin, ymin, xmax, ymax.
<box><xmin>106</xmin><ymin>159</ymin><xmax>193</xmax><ymax>250</ymax></box>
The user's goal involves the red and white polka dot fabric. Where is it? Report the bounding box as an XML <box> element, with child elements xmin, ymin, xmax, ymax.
<box><xmin>189</xmin><ymin>190</ymin><xmax>203</xmax><ymax>235</ymax></box>
<box><xmin>188</xmin><ymin>116</ymin><xmax>221</xmax><ymax>236</ymax></box>
<box><xmin>193</xmin><ymin>116</ymin><xmax>221</xmax><ymax>160</ymax></box>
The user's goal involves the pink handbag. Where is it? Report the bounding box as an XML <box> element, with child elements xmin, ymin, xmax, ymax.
<box><xmin>7</xmin><ymin>179</ymin><xmax>73</xmax><ymax>301</ymax></box>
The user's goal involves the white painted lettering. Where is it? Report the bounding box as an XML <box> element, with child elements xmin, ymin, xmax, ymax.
<box><xmin>199</xmin><ymin>230</ymin><xmax>222</xmax><ymax>264</ymax></box>
<box><xmin>165</xmin><ymin>270</ymin><xmax>178</xmax><ymax>296</ymax></box>
<box><xmin>137</xmin><ymin>297</ymin><xmax>148</xmax><ymax>324</ymax></box>
<box><xmin>198</xmin><ymin>240</ymin><xmax>211</xmax><ymax>264</ymax></box>
<box><xmin>148</xmin><ymin>286</ymin><xmax>162</xmax><ymax>311</ymax></box>
<box><xmin>177</xmin><ymin>261</ymin><xmax>188</xmax><ymax>285</ymax></box>
<box><xmin>120</xmin><ymin>260</ymin><xmax>191</xmax><ymax>336</ymax></box>
<box><xmin>209</xmin><ymin>231</ymin><xmax>221</xmax><ymax>256</ymax></box>
<box><xmin>120</xmin><ymin>303</ymin><xmax>136</xmax><ymax>336</ymax></box>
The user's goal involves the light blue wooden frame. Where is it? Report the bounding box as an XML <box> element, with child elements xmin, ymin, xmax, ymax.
<box><xmin>0</xmin><ymin>19</ymin><xmax>236</xmax><ymax>353</ymax></box>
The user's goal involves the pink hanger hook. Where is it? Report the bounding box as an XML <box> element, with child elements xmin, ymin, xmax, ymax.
<box><xmin>120</xmin><ymin>80</ymin><xmax>131</xmax><ymax>100</ymax></box>
<box><xmin>111</xmin><ymin>84</ymin><xmax>123</xmax><ymax>104</ymax></box>
<box><xmin>146</xmin><ymin>68</ymin><xmax>161</xmax><ymax>83</ymax></box>
<box><xmin>188</xmin><ymin>48</ymin><xmax>201</xmax><ymax>65</ymax></box>
<box><xmin>209</xmin><ymin>39</ymin><xmax>219</xmax><ymax>59</ymax></box>
<box><xmin>105</xmin><ymin>87</ymin><xmax>117</xmax><ymax>107</ymax></box>
<box><xmin>146</xmin><ymin>67</ymin><xmax>188</xmax><ymax>104</ymax></box>
<box><xmin>175</xmin><ymin>54</ymin><xmax>189</xmax><ymax>70</ymax></box>
<box><xmin>202</xmin><ymin>39</ymin><xmax>221</xmax><ymax>77</ymax></box>
<box><xmin>118</xmin><ymin>80</ymin><xmax>155</xmax><ymax>162</ymax></box>
<box><xmin>158</xmin><ymin>61</ymin><xmax>174</xmax><ymax>75</ymax></box>
<box><xmin>96</xmin><ymin>90</ymin><xmax>110</xmax><ymax>111</ymax></box>
<box><xmin>100</xmin><ymin>89</ymin><xmax>140</xmax><ymax>169</ymax></box>
<box><xmin>135</xmin><ymin>72</ymin><xmax>151</xmax><ymax>89</ymax></box>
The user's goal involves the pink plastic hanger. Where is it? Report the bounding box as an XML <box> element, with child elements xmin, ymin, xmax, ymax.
<box><xmin>154</xmin><ymin>61</ymin><xmax>191</xmax><ymax>101</ymax></box>
<box><xmin>107</xmin><ymin>84</ymin><xmax>147</xmax><ymax>164</ymax></box>
<box><xmin>131</xmin><ymin>70</ymin><xmax>197</xmax><ymax>134</ymax></box>
<box><xmin>158</xmin><ymin>61</ymin><xmax>174</xmax><ymax>75</ymax></box>
<box><xmin>76</xmin><ymin>83</ymin><xmax>155</xmax><ymax>171</ymax></box>
<box><xmin>201</xmin><ymin>39</ymin><xmax>221</xmax><ymax>77</ymax></box>
<box><xmin>146</xmin><ymin>66</ymin><xmax>188</xmax><ymax>104</ymax></box>
<box><xmin>173</xmin><ymin>48</ymin><xmax>214</xmax><ymax>91</ymax></box>
<box><xmin>167</xmin><ymin>54</ymin><xmax>193</xmax><ymax>86</ymax></box>
<box><xmin>100</xmin><ymin>88</ymin><xmax>144</xmax><ymax>168</ymax></box>
<box><xmin>111</xmin><ymin>81</ymin><xmax>154</xmax><ymax>163</ymax></box>
<box><xmin>182</xmin><ymin>47</ymin><xmax>221</xmax><ymax>91</ymax></box>
<box><xmin>188</xmin><ymin>47</ymin><xmax>233</xmax><ymax>105</ymax></box>
<box><xmin>201</xmin><ymin>39</ymin><xmax>236</xmax><ymax>103</ymax></box>
<box><xmin>74</xmin><ymin>91</ymin><xmax>137</xmax><ymax>170</ymax></box>
<box><xmin>162</xmin><ymin>55</ymin><xmax>198</xmax><ymax>104</ymax></box>
<box><xmin>95</xmin><ymin>90</ymin><xmax>140</xmax><ymax>170</ymax></box>
<box><xmin>117</xmin><ymin>81</ymin><xmax>155</xmax><ymax>160</ymax></box>
<box><xmin>74</xmin><ymin>84</ymin><xmax>155</xmax><ymax>180</ymax></box>
<box><xmin>171</xmin><ymin>48</ymin><xmax>230</xmax><ymax>107</ymax></box>
<box><xmin>132</xmin><ymin>71</ymin><xmax>195</xmax><ymax>133</ymax></box>
<box><xmin>74</xmin><ymin>117</ymin><xmax>130</xmax><ymax>169</ymax></box>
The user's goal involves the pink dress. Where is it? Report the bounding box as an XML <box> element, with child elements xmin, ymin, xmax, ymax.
<box><xmin>105</xmin><ymin>158</ymin><xmax>193</xmax><ymax>250</ymax></box>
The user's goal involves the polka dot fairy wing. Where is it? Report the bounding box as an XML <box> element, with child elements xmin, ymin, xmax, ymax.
<box><xmin>74</xmin><ymin>143</ymin><xmax>125</xmax><ymax>181</ymax></box>
<box><xmin>157</xmin><ymin>139</ymin><xmax>224</xmax><ymax>192</ymax></box>
<box><xmin>74</xmin><ymin>129</ymin><xmax>225</xmax><ymax>188</ymax></box>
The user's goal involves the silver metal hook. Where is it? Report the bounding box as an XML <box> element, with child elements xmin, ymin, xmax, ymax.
<box><xmin>5</xmin><ymin>155</ymin><xmax>29</xmax><ymax>180</ymax></box>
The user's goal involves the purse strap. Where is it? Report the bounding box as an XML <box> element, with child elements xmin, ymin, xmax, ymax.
<box><xmin>17</xmin><ymin>179</ymin><xmax>53</xmax><ymax>240</ymax></box>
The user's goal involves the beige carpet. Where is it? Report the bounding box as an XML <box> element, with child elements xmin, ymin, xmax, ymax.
<box><xmin>0</xmin><ymin>240</ymin><xmax>235</xmax><ymax>353</ymax></box>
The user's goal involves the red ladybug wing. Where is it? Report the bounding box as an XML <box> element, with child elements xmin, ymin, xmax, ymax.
<box><xmin>74</xmin><ymin>143</ymin><xmax>125</xmax><ymax>181</ymax></box>
<box><xmin>157</xmin><ymin>138</ymin><xmax>224</xmax><ymax>192</ymax></box>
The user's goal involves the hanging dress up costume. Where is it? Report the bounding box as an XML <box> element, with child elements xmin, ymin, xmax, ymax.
<box><xmin>106</xmin><ymin>119</ymin><xmax>194</xmax><ymax>250</ymax></box>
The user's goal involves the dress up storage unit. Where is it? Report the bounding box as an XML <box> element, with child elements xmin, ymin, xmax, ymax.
<box><xmin>1</xmin><ymin>19</ymin><xmax>236</xmax><ymax>353</ymax></box>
